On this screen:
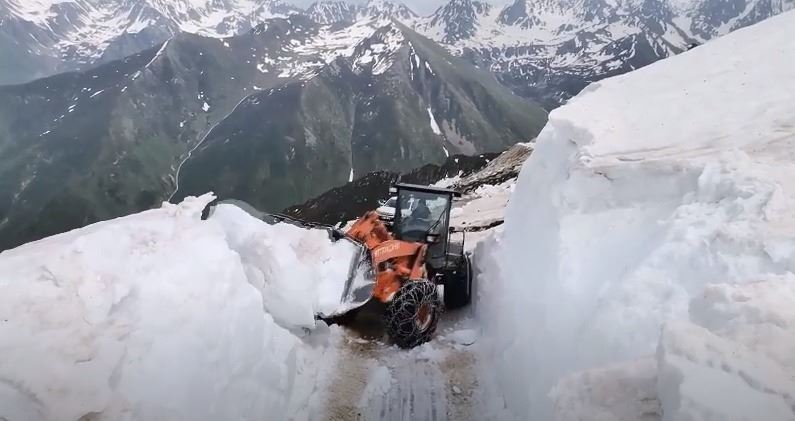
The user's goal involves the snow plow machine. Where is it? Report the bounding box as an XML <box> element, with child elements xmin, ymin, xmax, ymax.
<box><xmin>340</xmin><ymin>183</ymin><xmax>473</xmax><ymax>348</ymax></box>
<box><xmin>207</xmin><ymin>183</ymin><xmax>473</xmax><ymax>348</ymax></box>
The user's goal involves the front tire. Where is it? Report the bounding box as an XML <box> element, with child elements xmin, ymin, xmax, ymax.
<box><xmin>386</xmin><ymin>281</ymin><xmax>442</xmax><ymax>349</ymax></box>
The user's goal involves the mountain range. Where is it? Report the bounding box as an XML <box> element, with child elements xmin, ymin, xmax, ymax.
<box><xmin>0</xmin><ymin>14</ymin><xmax>545</xmax><ymax>250</ymax></box>
<box><xmin>3</xmin><ymin>0</ymin><xmax>792</xmax><ymax>106</ymax></box>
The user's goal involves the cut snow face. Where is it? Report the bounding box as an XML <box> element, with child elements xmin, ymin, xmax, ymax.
<box><xmin>0</xmin><ymin>194</ymin><xmax>339</xmax><ymax>421</ymax></box>
<box><xmin>209</xmin><ymin>203</ymin><xmax>364</xmax><ymax>327</ymax></box>
<box><xmin>474</xmin><ymin>11</ymin><xmax>795</xmax><ymax>421</ymax></box>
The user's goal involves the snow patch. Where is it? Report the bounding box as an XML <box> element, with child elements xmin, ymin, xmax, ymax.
<box><xmin>427</xmin><ymin>107</ymin><xmax>442</xmax><ymax>135</ymax></box>
<box><xmin>144</xmin><ymin>39</ymin><xmax>169</xmax><ymax>69</ymax></box>
<box><xmin>424</xmin><ymin>61</ymin><xmax>434</xmax><ymax>75</ymax></box>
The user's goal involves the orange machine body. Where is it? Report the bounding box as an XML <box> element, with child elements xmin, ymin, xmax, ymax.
<box><xmin>346</xmin><ymin>211</ymin><xmax>428</xmax><ymax>303</ymax></box>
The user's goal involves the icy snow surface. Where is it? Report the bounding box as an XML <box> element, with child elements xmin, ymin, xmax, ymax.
<box><xmin>474</xmin><ymin>11</ymin><xmax>795</xmax><ymax>421</ymax></box>
<box><xmin>0</xmin><ymin>194</ymin><xmax>347</xmax><ymax>421</ymax></box>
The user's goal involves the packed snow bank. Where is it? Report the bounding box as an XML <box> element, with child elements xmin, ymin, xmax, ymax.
<box><xmin>474</xmin><ymin>11</ymin><xmax>795</xmax><ymax>421</ymax></box>
<box><xmin>210</xmin><ymin>203</ymin><xmax>362</xmax><ymax>327</ymax></box>
<box><xmin>550</xmin><ymin>358</ymin><xmax>659</xmax><ymax>421</ymax></box>
<box><xmin>0</xmin><ymin>195</ymin><xmax>342</xmax><ymax>421</ymax></box>
<box><xmin>658</xmin><ymin>276</ymin><xmax>795</xmax><ymax>421</ymax></box>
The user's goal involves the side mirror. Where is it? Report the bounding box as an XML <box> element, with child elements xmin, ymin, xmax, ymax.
<box><xmin>426</xmin><ymin>233</ymin><xmax>440</xmax><ymax>244</ymax></box>
<box><xmin>378</xmin><ymin>199</ymin><xmax>386</xmax><ymax>206</ymax></box>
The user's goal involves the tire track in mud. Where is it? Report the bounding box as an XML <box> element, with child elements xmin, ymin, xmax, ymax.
<box><xmin>360</xmin><ymin>348</ymin><xmax>448</xmax><ymax>421</ymax></box>
<box><xmin>322</xmin><ymin>311</ymin><xmax>478</xmax><ymax>421</ymax></box>
<box><xmin>323</xmin><ymin>337</ymin><xmax>382</xmax><ymax>421</ymax></box>
<box><xmin>439</xmin><ymin>348</ymin><xmax>478</xmax><ymax>421</ymax></box>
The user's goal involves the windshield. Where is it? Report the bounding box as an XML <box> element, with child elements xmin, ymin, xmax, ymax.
<box><xmin>395</xmin><ymin>190</ymin><xmax>451</xmax><ymax>242</ymax></box>
<box><xmin>384</xmin><ymin>197</ymin><xmax>397</xmax><ymax>207</ymax></box>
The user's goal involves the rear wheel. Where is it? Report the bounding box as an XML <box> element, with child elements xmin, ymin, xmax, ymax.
<box><xmin>386</xmin><ymin>280</ymin><xmax>442</xmax><ymax>349</ymax></box>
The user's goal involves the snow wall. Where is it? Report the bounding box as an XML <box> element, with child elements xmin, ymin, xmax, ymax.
<box><xmin>0</xmin><ymin>194</ymin><xmax>349</xmax><ymax>421</ymax></box>
<box><xmin>474</xmin><ymin>11</ymin><xmax>795</xmax><ymax>421</ymax></box>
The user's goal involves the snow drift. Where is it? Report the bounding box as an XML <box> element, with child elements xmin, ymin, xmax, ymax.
<box><xmin>0</xmin><ymin>194</ymin><xmax>349</xmax><ymax>421</ymax></box>
<box><xmin>474</xmin><ymin>11</ymin><xmax>795</xmax><ymax>421</ymax></box>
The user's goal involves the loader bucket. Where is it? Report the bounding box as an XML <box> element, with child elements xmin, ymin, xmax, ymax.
<box><xmin>204</xmin><ymin>199</ymin><xmax>376</xmax><ymax>318</ymax></box>
<box><xmin>319</xmin><ymin>237</ymin><xmax>376</xmax><ymax>318</ymax></box>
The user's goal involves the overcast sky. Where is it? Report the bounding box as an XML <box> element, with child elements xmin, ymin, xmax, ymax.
<box><xmin>285</xmin><ymin>0</ymin><xmax>511</xmax><ymax>16</ymax></box>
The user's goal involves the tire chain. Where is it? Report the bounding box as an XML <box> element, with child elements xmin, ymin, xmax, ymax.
<box><xmin>386</xmin><ymin>280</ymin><xmax>443</xmax><ymax>348</ymax></box>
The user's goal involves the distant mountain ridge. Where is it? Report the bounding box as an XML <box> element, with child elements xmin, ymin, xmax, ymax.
<box><xmin>3</xmin><ymin>0</ymin><xmax>790</xmax><ymax>106</ymax></box>
<box><xmin>412</xmin><ymin>0</ymin><xmax>795</xmax><ymax>106</ymax></box>
<box><xmin>0</xmin><ymin>0</ymin><xmax>301</xmax><ymax>85</ymax></box>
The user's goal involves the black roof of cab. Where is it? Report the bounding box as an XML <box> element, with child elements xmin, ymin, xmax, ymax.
<box><xmin>393</xmin><ymin>183</ymin><xmax>462</xmax><ymax>198</ymax></box>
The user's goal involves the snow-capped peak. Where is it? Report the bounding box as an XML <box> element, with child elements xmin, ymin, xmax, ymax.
<box><xmin>427</xmin><ymin>0</ymin><xmax>492</xmax><ymax>43</ymax></box>
<box><xmin>306</xmin><ymin>0</ymin><xmax>359</xmax><ymax>24</ymax></box>
<box><xmin>360</xmin><ymin>0</ymin><xmax>418</xmax><ymax>21</ymax></box>
<box><xmin>265</xmin><ymin>17</ymin><xmax>405</xmax><ymax>80</ymax></box>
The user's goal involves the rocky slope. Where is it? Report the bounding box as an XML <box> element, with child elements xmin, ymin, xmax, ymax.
<box><xmin>0</xmin><ymin>16</ymin><xmax>546</xmax><ymax>251</ymax></box>
<box><xmin>171</xmin><ymin>18</ymin><xmax>545</xmax><ymax>210</ymax></box>
<box><xmin>283</xmin><ymin>152</ymin><xmax>499</xmax><ymax>225</ymax></box>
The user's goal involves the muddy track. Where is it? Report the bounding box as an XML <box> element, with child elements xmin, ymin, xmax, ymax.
<box><xmin>323</xmin><ymin>310</ymin><xmax>477</xmax><ymax>421</ymax></box>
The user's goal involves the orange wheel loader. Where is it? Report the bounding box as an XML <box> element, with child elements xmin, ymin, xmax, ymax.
<box><xmin>205</xmin><ymin>183</ymin><xmax>472</xmax><ymax>348</ymax></box>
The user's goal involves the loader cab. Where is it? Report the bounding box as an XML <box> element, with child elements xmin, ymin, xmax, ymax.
<box><xmin>392</xmin><ymin>183</ymin><xmax>461</xmax><ymax>268</ymax></box>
